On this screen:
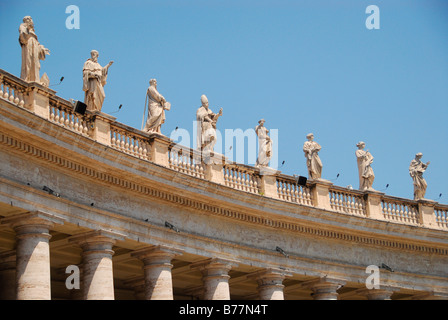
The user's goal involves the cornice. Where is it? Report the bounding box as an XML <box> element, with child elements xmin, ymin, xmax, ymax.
<box><xmin>0</xmin><ymin>126</ymin><xmax>447</xmax><ymax>257</ymax></box>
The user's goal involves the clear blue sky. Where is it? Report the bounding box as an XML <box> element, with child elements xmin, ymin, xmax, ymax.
<box><xmin>1</xmin><ymin>0</ymin><xmax>447</xmax><ymax>203</ymax></box>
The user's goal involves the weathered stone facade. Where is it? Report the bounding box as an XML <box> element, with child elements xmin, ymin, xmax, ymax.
<box><xmin>0</xmin><ymin>69</ymin><xmax>447</xmax><ymax>300</ymax></box>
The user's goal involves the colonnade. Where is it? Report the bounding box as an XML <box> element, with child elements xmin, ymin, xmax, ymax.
<box><xmin>0</xmin><ymin>211</ymin><xmax>435</xmax><ymax>300</ymax></box>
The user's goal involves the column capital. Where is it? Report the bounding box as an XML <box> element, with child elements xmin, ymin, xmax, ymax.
<box><xmin>190</xmin><ymin>257</ymin><xmax>239</xmax><ymax>300</ymax></box>
<box><xmin>1</xmin><ymin>210</ymin><xmax>65</xmax><ymax>230</ymax></box>
<box><xmin>131</xmin><ymin>245</ymin><xmax>183</xmax><ymax>300</ymax></box>
<box><xmin>190</xmin><ymin>257</ymin><xmax>239</xmax><ymax>274</ymax></box>
<box><xmin>249</xmin><ymin>267</ymin><xmax>292</xmax><ymax>282</ymax></box>
<box><xmin>249</xmin><ymin>268</ymin><xmax>292</xmax><ymax>300</ymax></box>
<box><xmin>355</xmin><ymin>285</ymin><xmax>398</xmax><ymax>300</ymax></box>
<box><xmin>301</xmin><ymin>276</ymin><xmax>346</xmax><ymax>300</ymax></box>
<box><xmin>131</xmin><ymin>245</ymin><xmax>184</xmax><ymax>262</ymax></box>
<box><xmin>69</xmin><ymin>229</ymin><xmax>125</xmax><ymax>247</ymax></box>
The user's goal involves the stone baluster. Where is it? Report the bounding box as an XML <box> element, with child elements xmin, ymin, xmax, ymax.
<box><xmin>131</xmin><ymin>245</ymin><xmax>183</xmax><ymax>300</ymax></box>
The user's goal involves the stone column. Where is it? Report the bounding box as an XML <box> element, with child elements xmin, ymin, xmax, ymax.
<box><xmin>131</xmin><ymin>245</ymin><xmax>183</xmax><ymax>300</ymax></box>
<box><xmin>69</xmin><ymin>230</ymin><xmax>124</xmax><ymax>300</ymax></box>
<box><xmin>303</xmin><ymin>276</ymin><xmax>346</xmax><ymax>300</ymax></box>
<box><xmin>0</xmin><ymin>251</ymin><xmax>16</xmax><ymax>300</ymax></box>
<box><xmin>1</xmin><ymin>211</ymin><xmax>65</xmax><ymax>300</ymax></box>
<box><xmin>251</xmin><ymin>268</ymin><xmax>292</xmax><ymax>300</ymax></box>
<box><xmin>192</xmin><ymin>258</ymin><xmax>238</xmax><ymax>300</ymax></box>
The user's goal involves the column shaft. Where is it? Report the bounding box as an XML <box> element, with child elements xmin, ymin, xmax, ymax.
<box><xmin>132</xmin><ymin>246</ymin><xmax>183</xmax><ymax>300</ymax></box>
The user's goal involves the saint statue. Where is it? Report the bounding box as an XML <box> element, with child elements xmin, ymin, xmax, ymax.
<box><xmin>303</xmin><ymin>133</ymin><xmax>322</xmax><ymax>180</ymax></box>
<box><xmin>143</xmin><ymin>79</ymin><xmax>170</xmax><ymax>134</ymax></box>
<box><xmin>82</xmin><ymin>50</ymin><xmax>113</xmax><ymax>112</ymax></box>
<box><xmin>255</xmin><ymin>119</ymin><xmax>272</xmax><ymax>167</ymax></box>
<box><xmin>409</xmin><ymin>153</ymin><xmax>430</xmax><ymax>200</ymax></box>
<box><xmin>196</xmin><ymin>95</ymin><xmax>222</xmax><ymax>155</ymax></box>
<box><xmin>355</xmin><ymin>141</ymin><xmax>375</xmax><ymax>191</ymax></box>
<box><xmin>19</xmin><ymin>16</ymin><xmax>50</xmax><ymax>84</ymax></box>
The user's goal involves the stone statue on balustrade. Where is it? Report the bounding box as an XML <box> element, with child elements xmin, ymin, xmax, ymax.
<box><xmin>409</xmin><ymin>153</ymin><xmax>430</xmax><ymax>200</ymax></box>
<box><xmin>82</xmin><ymin>50</ymin><xmax>113</xmax><ymax>112</ymax></box>
<box><xmin>355</xmin><ymin>141</ymin><xmax>375</xmax><ymax>191</ymax></box>
<box><xmin>303</xmin><ymin>133</ymin><xmax>322</xmax><ymax>180</ymax></box>
<box><xmin>255</xmin><ymin>119</ymin><xmax>272</xmax><ymax>168</ymax></box>
<box><xmin>143</xmin><ymin>79</ymin><xmax>171</xmax><ymax>135</ymax></box>
<box><xmin>19</xmin><ymin>16</ymin><xmax>50</xmax><ymax>86</ymax></box>
<box><xmin>196</xmin><ymin>94</ymin><xmax>222</xmax><ymax>155</ymax></box>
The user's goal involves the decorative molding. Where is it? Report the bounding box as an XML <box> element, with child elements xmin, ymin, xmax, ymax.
<box><xmin>0</xmin><ymin>130</ymin><xmax>447</xmax><ymax>256</ymax></box>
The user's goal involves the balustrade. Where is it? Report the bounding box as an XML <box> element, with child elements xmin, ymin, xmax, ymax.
<box><xmin>223</xmin><ymin>164</ymin><xmax>260</xmax><ymax>194</ymax></box>
<box><xmin>168</xmin><ymin>147</ymin><xmax>205</xmax><ymax>179</ymax></box>
<box><xmin>110</xmin><ymin>125</ymin><xmax>150</xmax><ymax>160</ymax></box>
<box><xmin>276</xmin><ymin>176</ymin><xmax>313</xmax><ymax>206</ymax></box>
<box><xmin>0</xmin><ymin>75</ymin><xmax>26</xmax><ymax>108</ymax></box>
<box><xmin>49</xmin><ymin>100</ymin><xmax>92</xmax><ymax>136</ymax></box>
<box><xmin>435</xmin><ymin>206</ymin><xmax>448</xmax><ymax>229</ymax></box>
<box><xmin>329</xmin><ymin>188</ymin><xmax>366</xmax><ymax>216</ymax></box>
<box><xmin>381</xmin><ymin>197</ymin><xmax>419</xmax><ymax>225</ymax></box>
<box><xmin>0</xmin><ymin>68</ymin><xmax>446</xmax><ymax>231</ymax></box>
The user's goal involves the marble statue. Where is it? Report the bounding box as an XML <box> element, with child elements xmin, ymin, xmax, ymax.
<box><xmin>255</xmin><ymin>119</ymin><xmax>272</xmax><ymax>167</ymax></box>
<box><xmin>196</xmin><ymin>95</ymin><xmax>222</xmax><ymax>154</ymax></box>
<box><xmin>303</xmin><ymin>133</ymin><xmax>322</xmax><ymax>180</ymax></box>
<box><xmin>19</xmin><ymin>16</ymin><xmax>50</xmax><ymax>84</ymax></box>
<box><xmin>143</xmin><ymin>79</ymin><xmax>170</xmax><ymax>134</ymax></box>
<box><xmin>356</xmin><ymin>141</ymin><xmax>375</xmax><ymax>191</ymax></box>
<box><xmin>82</xmin><ymin>50</ymin><xmax>113</xmax><ymax>112</ymax></box>
<box><xmin>409</xmin><ymin>153</ymin><xmax>430</xmax><ymax>200</ymax></box>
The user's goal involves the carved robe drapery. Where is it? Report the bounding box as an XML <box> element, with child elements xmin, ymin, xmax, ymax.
<box><xmin>82</xmin><ymin>59</ymin><xmax>109</xmax><ymax>112</ymax></box>
<box><xmin>144</xmin><ymin>85</ymin><xmax>168</xmax><ymax>134</ymax></box>
<box><xmin>303</xmin><ymin>140</ymin><xmax>322</xmax><ymax>180</ymax></box>
<box><xmin>19</xmin><ymin>23</ymin><xmax>48</xmax><ymax>82</ymax></box>
<box><xmin>196</xmin><ymin>106</ymin><xmax>218</xmax><ymax>154</ymax></box>
<box><xmin>409</xmin><ymin>159</ymin><xmax>428</xmax><ymax>200</ymax></box>
<box><xmin>356</xmin><ymin>149</ymin><xmax>375</xmax><ymax>190</ymax></box>
<box><xmin>255</xmin><ymin>125</ymin><xmax>272</xmax><ymax>167</ymax></box>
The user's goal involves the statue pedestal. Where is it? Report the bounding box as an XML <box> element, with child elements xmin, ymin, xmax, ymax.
<box><xmin>259</xmin><ymin>167</ymin><xmax>280</xmax><ymax>198</ymax></box>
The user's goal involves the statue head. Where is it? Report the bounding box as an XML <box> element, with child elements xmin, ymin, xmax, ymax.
<box><xmin>415</xmin><ymin>152</ymin><xmax>423</xmax><ymax>159</ymax></box>
<box><xmin>356</xmin><ymin>141</ymin><xmax>365</xmax><ymax>149</ymax></box>
<box><xmin>149</xmin><ymin>79</ymin><xmax>157</xmax><ymax>87</ymax></box>
<box><xmin>23</xmin><ymin>16</ymin><xmax>34</xmax><ymax>28</ymax></box>
<box><xmin>258</xmin><ymin>119</ymin><xmax>265</xmax><ymax>124</ymax></box>
<box><xmin>201</xmin><ymin>95</ymin><xmax>209</xmax><ymax>108</ymax></box>
<box><xmin>90</xmin><ymin>50</ymin><xmax>99</xmax><ymax>62</ymax></box>
<box><xmin>306</xmin><ymin>133</ymin><xmax>314</xmax><ymax>141</ymax></box>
